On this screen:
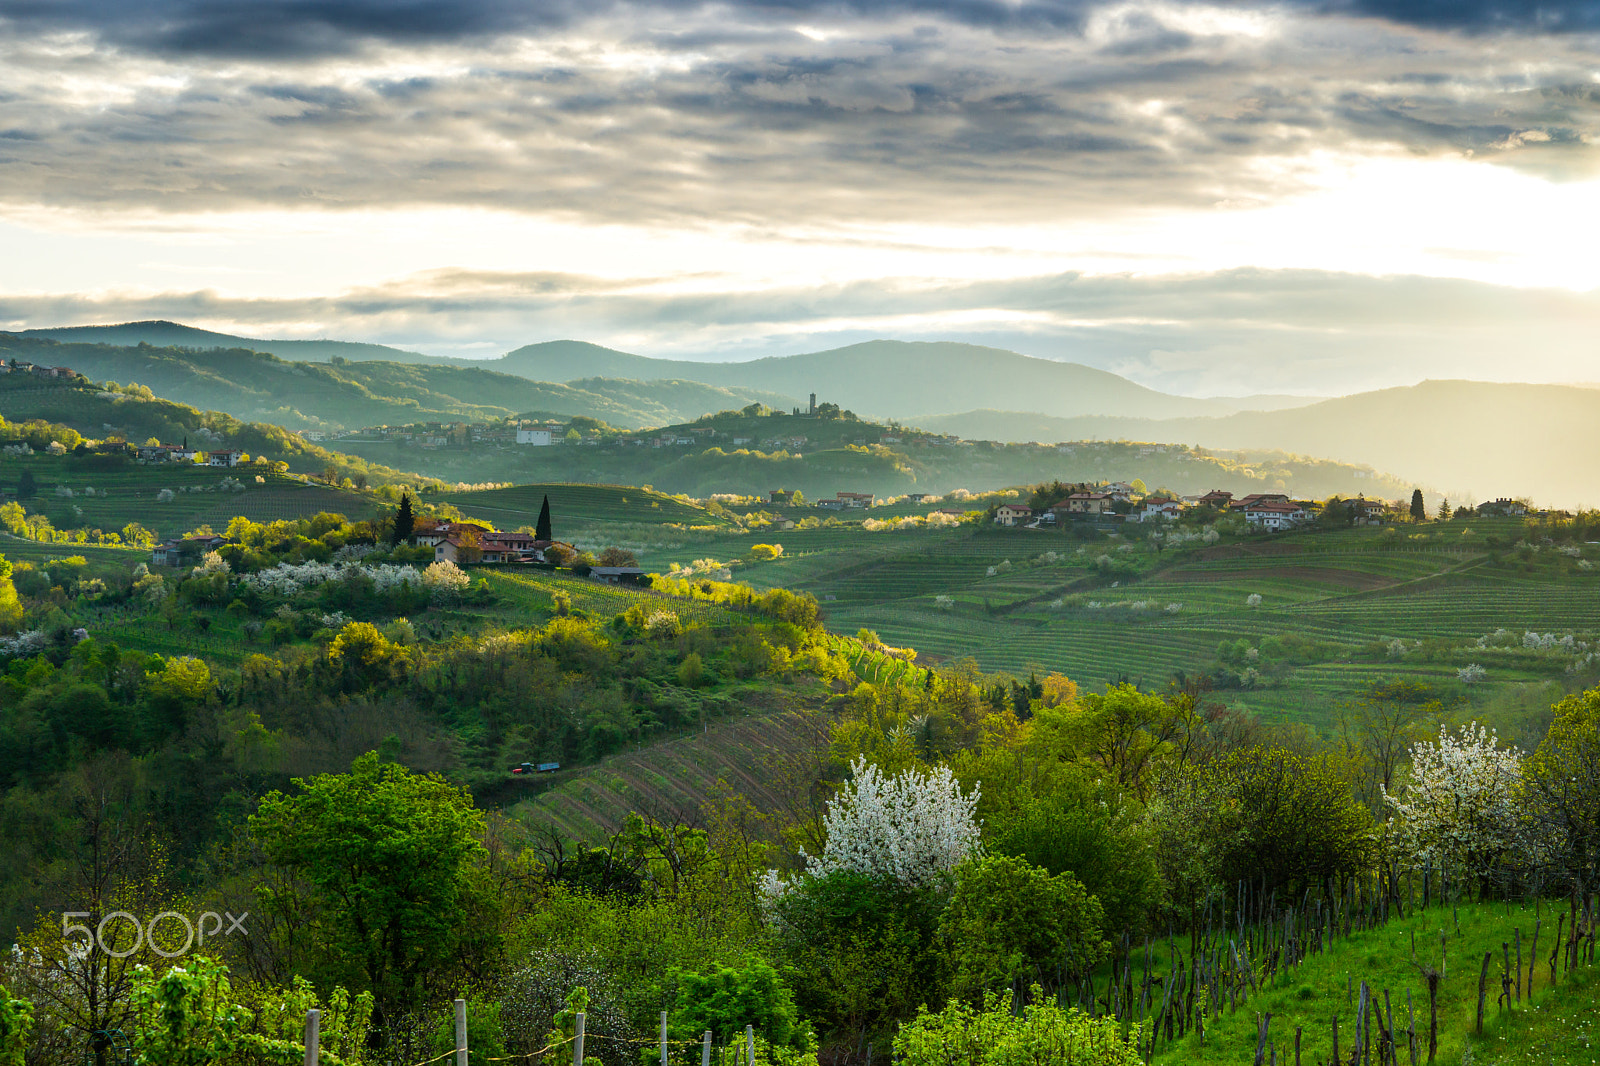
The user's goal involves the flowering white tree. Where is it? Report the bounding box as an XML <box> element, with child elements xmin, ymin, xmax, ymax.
<box><xmin>801</xmin><ymin>757</ymin><xmax>981</xmax><ymax>889</ymax></box>
<box><xmin>192</xmin><ymin>551</ymin><xmax>231</xmax><ymax>577</ymax></box>
<box><xmin>421</xmin><ymin>559</ymin><xmax>470</xmax><ymax>602</ymax></box>
<box><xmin>1384</xmin><ymin>722</ymin><xmax>1525</xmax><ymax>884</ymax></box>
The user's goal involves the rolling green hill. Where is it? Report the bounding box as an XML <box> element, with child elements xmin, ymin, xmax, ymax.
<box><xmin>18</xmin><ymin>320</ymin><xmax>441</xmax><ymax>364</ymax></box>
<box><xmin>919</xmin><ymin>379</ymin><xmax>1600</xmax><ymax>507</ymax></box>
<box><xmin>0</xmin><ymin>335</ymin><xmax>795</xmax><ymax>431</ymax></box>
<box><xmin>493</xmin><ymin>338</ymin><xmax>1317</xmax><ymax>421</ymax></box>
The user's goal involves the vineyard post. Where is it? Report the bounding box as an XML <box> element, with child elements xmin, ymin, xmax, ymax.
<box><xmin>1475</xmin><ymin>953</ymin><xmax>1492</xmax><ymax>1035</ymax></box>
<box><xmin>1514</xmin><ymin>928</ymin><xmax>1522</xmax><ymax>1002</ymax></box>
<box><xmin>701</xmin><ymin>1031</ymin><xmax>711</xmax><ymax>1066</ymax></box>
<box><xmin>458</xmin><ymin>999</ymin><xmax>470</xmax><ymax>1066</ymax></box>
<box><xmin>661</xmin><ymin>1012</ymin><xmax>669</xmax><ymax>1066</ymax></box>
<box><xmin>304</xmin><ymin>1008</ymin><xmax>320</xmax><ymax>1066</ymax></box>
<box><xmin>746</xmin><ymin>1025</ymin><xmax>755</xmax><ymax>1066</ymax></box>
<box><xmin>572</xmin><ymin>1011</ymin><xmax>584</xmax><ymax>1066</ymax></box>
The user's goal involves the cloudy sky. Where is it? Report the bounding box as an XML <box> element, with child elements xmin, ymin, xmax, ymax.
<box><xmin>1</xmin><ymin>0</ymin><xmax>1597</xmax><ymax>395</ymax></box>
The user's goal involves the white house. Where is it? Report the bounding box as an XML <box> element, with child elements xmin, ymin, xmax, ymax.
<box><xmin>1137</xmin><ymin>499</ymin><xmax>1184</xmax><ymax>522</ymax></box>
<box><xmin>205</xmin><ymin>449</ymin><xmax>243</xmax><ymax>467</ymax></box>
<box><xmin>517</xmin><ymin>429</ymin><xmax>553</xmax><ymax>446</ymax></box>
<box><xmin>1244</xmin><ymin>501</ymin><xmax>1310</xmax><ymax>531</ymax></box>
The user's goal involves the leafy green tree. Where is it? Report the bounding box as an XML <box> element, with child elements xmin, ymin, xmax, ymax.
<box><xmin>248</xmin><ymin>753</ymin><xmax>492</xmax><ymax>1032</ymax></box>
<box><xmin>1525</xmin><ymin>686</ymin><xmax>1600</xmax><ymax>893</ymax></box>
<box><xmin>662</xmin><ymin>961</ymin><xmax>811</xmax><ymax>1055</ymax></box>
<box><xmin>0</xmin><ymin>982</ymin><xmax>32</xmax><ymax>1066</ymax></box>
<box><xmin>938</xmin><ymin>854</ymin><xmax>1106</xmax><ymax>1000</ymax></box>
<box><xmin>987</xmin><ymin>776</ymin><xmax>1159</xmax><ymax>935</ymax></box>
<box><xmin>769</xmin><ymin>870</ymin><xmax>946</xmax><ymax>1051</ymax></box>
<box><xmin>128</xmin><ymin>956</ymin><xmax>249</xmax><ymax>1066</ymax></box>
<box><xmin>0</xmin><ymin>555</ymin><xmax>21</xmax><ymax>632</ymax></box>
<box><xmin>1208</xmin><ymin>747</ymin><xmax>1372</xmax><ymax>898</ymax></box>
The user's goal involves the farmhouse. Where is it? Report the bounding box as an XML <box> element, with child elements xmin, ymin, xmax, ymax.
<box><xmin>994</xmin><ymin>504</ymin><xmax>1034</xmax><ymax>527</ymax></box>
<box><xmin>1136</xmin><ymin>498</ymin><xmax>1184</xmax><ymax>522</ymax></box>
<box><xmin>769</xmin><ymin>490</ymin><xmax>796</xmax><ymax>505</ymax></box>
<box><xmin>1194</xmin><ymin>489</ymin><xmax>1234</xmax><ymax>509</ymax></box>
<box><xmin>412</xmin><ymin>519</ymin><xmax>492</xmax><ymax>547</ymax></box>
<box><xmin>905</xmin><ymin>493</ymin><xmax>931</xmax><ymax>503</ymax></box>
<box><xmin>516</xmin><ymin>429</ymin><xmax>553</xmax><ymax>446</ymax></box>
<box><xmin>152</xmin><ymin>534</ymin><xmax>228</xmax><ymax>567</ymax></box>
<box><xmin>1478</xmin><ymin>498</ymin><xmax>1529</xmax><ymax>517</ymax></box>
<box><xmin>1055</xmin><ymin>492</ymin><xmax>1114</xmax><ymax>515</ymax></box>
<box><xmin>835</xmin><ymin>492</ymin><xmax>874</xmax><ymax>509</ymax></box>
<box><xmin>1243</xmin><ymin>501</ymin><xmax>1310</xmax><ymax>531</ymax></box>
<box><xmin>434</xmin><ymin>530</ymin><xmax>547</xmax><ymax>565</ymax></box>
<box><xmin>205</xmin><ymin>449</ymin><xmax>244</xmax><ymax>467</ymax></box>
<box><xmin>1350</xmin><ymin>497</ymin><xmax>1390</xmax><ymax>525</ymax></box>
<box><xmin>1234</xmin><ymin>493</ymin><xmax>1291</xmax><ymax>511</ymax></box>
<box><xmin>590</xmin><ymin>566</ymin><xmax>650</xmax><ymax>587</ymax></box>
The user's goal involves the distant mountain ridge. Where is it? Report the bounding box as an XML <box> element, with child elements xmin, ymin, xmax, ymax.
<box><xmin>16</xmin><ymin>322</ymin><xmax>1320</xmax><ymax>422</ymax></box>
<box><xmin>917</xmin><ymin>379</ymin><xmax>1600</xmax><ymax>508</ymax></box>
<box><xmin>19</xmin><ymin>320</ymin><xmax>443</xmax><ymax>365</ymax></box>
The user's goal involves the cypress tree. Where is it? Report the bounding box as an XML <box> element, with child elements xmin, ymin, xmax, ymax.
<box><xmin>535</xmin><ymin>495</ymin><xmax>552</xmax><ymax>542</ymax></box>
<box><xmin>392</xmin><ymin>491</ymin><xmax>416</xmax><ymax>544</ymax></box>
<box><xmin>17</xmin><ymin>470</ymin><xmax>36</xmax><ymax>500</ymax></box>
<box><xmin>1410</xmin><ymin>489</ymin><xmax>1426</xmax><ymax>523</ymax></box>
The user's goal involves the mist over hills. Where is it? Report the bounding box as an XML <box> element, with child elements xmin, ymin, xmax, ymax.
<box><xmin>919</xmin><ymin>380</ymin><xmax>1600</xmax><ymax>508</ymax></box>
<box><xmin>18</xmin><ymin>323</ymin><xmax>1317</xmax><ymax>422</ymax></box>
<box><xmin>11</xmin><ymin>321</ymin><xmax>1591</xmax><ymax>505</ymax></box>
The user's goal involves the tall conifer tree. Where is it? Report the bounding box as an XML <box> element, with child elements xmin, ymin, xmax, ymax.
<box><xmin>392</xmin><ymin>491</ymin><xmax>416</xmax><ymax>544</ymax></box>
<box><xmin>535</xmin><ymin>495</ymin><xmax>552</xmax><ymax>541</ymax></box>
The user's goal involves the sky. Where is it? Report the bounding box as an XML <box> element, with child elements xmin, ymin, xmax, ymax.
<box><xmin>0</xmin><ymin>0</ymin><xmax>1598</xmax><ymax>396</ymax></box>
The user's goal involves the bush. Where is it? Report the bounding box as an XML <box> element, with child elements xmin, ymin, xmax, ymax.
<box><xmin>769</xmin><ymin>871</ymin><xmax>947</xmax><ymax>1050</ymax></box>
<box><xmin>938</xmin><ymin>853</ymin><xmax>1107</xmax><ymax>999</ymax></box>
<box><xmin>895</xmin><ymin>990</ymin><xmax>1142</xmax><ymax>1066</ymax></box>
<box><xmin>988</xmin><ymin>777</ymin><xmax>1159</xmax><ymax>935</ymax></box>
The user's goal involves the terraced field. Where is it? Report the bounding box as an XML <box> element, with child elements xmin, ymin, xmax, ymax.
<box><xmin>504</xmin><ymin>703</ymin><xmax>833</xmax><ymax>840</ymax></box>
<box><xmin>732</xmin><ymin>519</ymin><xmax>1600</xmax><ymax>732</ymax></box>
<box><xmin>3</xmin><ymin>458</ymin><xmax>378</xmax><ymax>539</ymax></box>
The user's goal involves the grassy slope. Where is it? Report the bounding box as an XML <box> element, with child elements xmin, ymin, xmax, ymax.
<box><xmin>1149</xmin><ymin>899</ymin><xmax>1594</xmax><ymax>1066</ymax></box>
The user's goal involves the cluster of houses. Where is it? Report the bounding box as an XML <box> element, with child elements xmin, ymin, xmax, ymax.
<box><xmin>0</xmin><ymin>359</ymin><xmax>83</xmax><ymax>381</ymax></box>
<box><xmin>993</xmin><ymin>487</ymin><xmax>1392</xmax><ymax>532</ymax></box>
<box><xmin>114</xmin><ymin>440</ymin><xmax>247</xmax><ymax>466</ymax></box>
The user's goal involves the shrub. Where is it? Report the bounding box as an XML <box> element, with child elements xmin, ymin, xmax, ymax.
<box><xmin>939</xmin><ymin>853</ymin><xmax>1107</xmax><ymax>998</ymax></box>
<box><xmin>895</xmin><ymin>990</ymin><xmax>1142</xmax><ymax>1066</ymax></box>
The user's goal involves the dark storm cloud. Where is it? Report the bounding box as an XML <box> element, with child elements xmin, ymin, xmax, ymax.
<box><xmin>0</xmin><ymin>0</ymin><xmax>1104</xmax><ymax>58</ymax></box>
<box><xmin>1320</xmin><ymin>0</ymin><xmax>1600</xmax><ymax>32</ymax></box>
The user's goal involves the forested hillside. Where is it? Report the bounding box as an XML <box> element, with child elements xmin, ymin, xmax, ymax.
<box><xmin>0</xmin><ymin>334</ymin><xmax>796</xmax><ymax>430</ymax></box>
